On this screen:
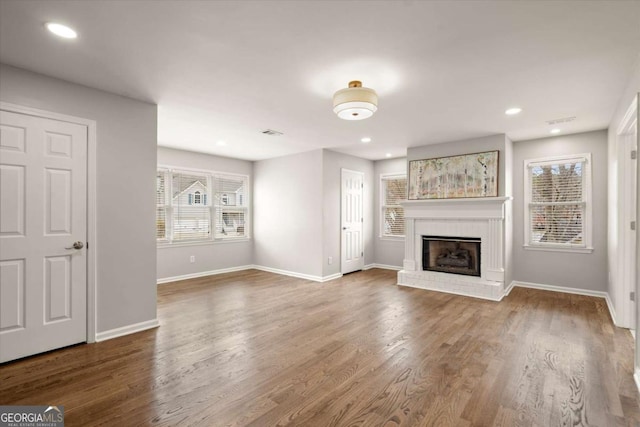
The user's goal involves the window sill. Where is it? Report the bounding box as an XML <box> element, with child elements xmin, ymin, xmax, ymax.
<box><xmin>379</xmin><ymin>235</ymin><xmax>405</xmax><ymax>241</ymax></box>
<box><xmin>158</xmin><ymin>237</ymin><xmax>251</xmax><ymax>249</ymax></box>
<box><xmin>523</xmin><ymin>244</ymin><xmax>593</xmax><ymax>254</ymax></box>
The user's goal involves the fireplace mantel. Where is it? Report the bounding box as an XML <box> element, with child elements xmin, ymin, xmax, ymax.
<box><xmin>398</xmin><ymin>196</ymin><xmax>512</xmax><ymax>301</ymax></box>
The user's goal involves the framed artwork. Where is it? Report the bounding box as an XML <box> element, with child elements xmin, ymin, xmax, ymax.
<box><xmin>408</xmin><ymin>150</ymin><xmax>499</xmax><ymax>199</ymax></box>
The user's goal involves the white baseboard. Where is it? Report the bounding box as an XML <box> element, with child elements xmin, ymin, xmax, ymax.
<box><xmin>95</xmin><ymin>318</ymin><xmax>160</xmax><ymax>342</ymax></box>
<box><xmin>157</xmin><ymin>265</ymin><xmax>254</xmax><ymax>284</ymax></box>
<box><xmin>504</xmin><ymin>281</ymin><xmax>515</xmax><ymax>296</ymax></box>
<box><xmin>252</xmin><ymin>265</ymin><xmax>342</xmax><ymax>283</ymax></box>
<box><xmin>511</xmin><ymin>280</ymin><xmax>609</xmax><ymax>299</ymax></box>
<box><xmin>364</xmin><ymin>263</ymin><xmax>402</xmax><ymax>271</ymax></box>
<box><xmin>510</xmin><ymin>281</ymin><xmax>617</xmax><ymax>326</ymax></box>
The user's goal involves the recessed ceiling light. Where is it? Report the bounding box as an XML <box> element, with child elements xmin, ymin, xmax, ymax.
<box><xmin>216</xmin><ymin>140</ymin><xmax>227</xmax><ymax>146</ymax></box>
<box><xmin>46</xmin><ymin>23</ymin><xmax>77</xmax><ymax>39</ymax></box>
<box><xmin>550</xmin><ymin>128</ymin><xmax>561</xmax><ymax>134</ymax></box>
<box><xmin>385</xmin><ymin>153</ymin><xmax>392</xmax><ymax>158</ymax></box>
<box><xmin>505</xmin><ymin>107</ymin><xmax>522</xmax><ymax>116</ymax></box>
<box><xmin>361</xmin><ymin>137</ymin><xmax>371</xmax><ymax>143</ymax></box>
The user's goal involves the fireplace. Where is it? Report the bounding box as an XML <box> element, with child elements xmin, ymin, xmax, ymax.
<box><xmin>422</xmin><ymin>236</ymin><xmax>481</xmax><ymax>277</ymax></box>
<box><xmin>398</xmin><ymin>197</ymin><xmax>511</xmax><ymax>301</ymax></box>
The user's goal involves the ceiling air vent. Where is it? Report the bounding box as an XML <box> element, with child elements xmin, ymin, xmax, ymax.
<box><xmin>261</xmin><ymin>129</ymin><xmax>283</xmax><ymax>136</ymax></box>
<box><xmin>546</xmin><ymin>116</ymin><xmax>576</xmax><ymax>125</ymax></box>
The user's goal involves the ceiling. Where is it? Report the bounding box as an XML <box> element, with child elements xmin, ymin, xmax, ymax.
<box><xmin>1</xmin><ymin>1</ymin><xmax>639</xmax><ymax>161</ymax></box>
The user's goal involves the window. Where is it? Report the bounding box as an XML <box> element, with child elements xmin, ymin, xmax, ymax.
<box><xmin>213</xmin><ymin>174</ymin><xmax>249</xmax><ymax>239</ymax></box>
<box><xmin>524</xmin><ymin>153</ymin><xmax>592</xmax><ymax>252</ymax></box>
<box><xmin>381</xmin><ymin>173</ymin><xmax>407</xmax><ymax>238</ymax></box>
<box><xmin>156</xmin><ymin>167</ymin><xmax>250</xmax><ymax>244</ymax></box>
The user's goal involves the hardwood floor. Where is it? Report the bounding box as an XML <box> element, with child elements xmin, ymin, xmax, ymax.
<box><xmin>1</xmin><ymin>268</ymin><xmax>638</xmax><ymax>426</ymax></box>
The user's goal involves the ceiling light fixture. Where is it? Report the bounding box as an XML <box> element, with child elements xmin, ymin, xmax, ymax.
<box><xmin>550</xmin><ymin>128</ymin><xmax>561</xmax><ymax>134</ymax></box>
<box><xmin>333</xmin><ymin>81</ymin><xmax>378</xmax><ymax>120</ymax></box>
<box><xmin>361</xmin><ymin>137</ymin><xmax>372</xmax><ymax>143</ymax></box>
<box><xmin>385</xmin><ymin>153</ymin><xmax>392</xmax><ymax>158</ymax></box>
<box><xmin>46</xmin><ymin>23</ymin><xmax>77</xmax><ymax>39</ymax></box>
<box><xmin>505</xmin><ymin>107</ymin><xmax>522</xmax><ymax>116</ymax></box>
<box><xmin>216</xmin><ymin>140</ymin><xmax>227</xmax><ymax>146</ymax></box>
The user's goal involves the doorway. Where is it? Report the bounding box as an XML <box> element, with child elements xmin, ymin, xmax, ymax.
<box><xmin>341</xmin><ymin>169</ymin><xmax>364</xmax><ymax>274</ymax></box>
<box><xmin>0</xmin><ymin>104</ymin><xmax>96</xmax><ymax>362</ymax></box>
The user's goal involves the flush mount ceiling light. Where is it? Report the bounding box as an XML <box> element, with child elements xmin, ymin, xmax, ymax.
<box><xmin>505</xmin><ymin>107</ymin><xmax>522</xmax><ymax>116</ymax></box>
<box><xmin>550</xmin><ymin>128</ymin><xmax>561</xmax><ymax>134</ymax></box>
<box><xmin>333</xmin><ymin>81</ymin><xmax>378</xmax><ymax>120</ymax></box>
<box><xmin>46</xmin><ymin>22</ymin><xmax>77</xmax><ymax>39</ymax></box>
<box><xmin>361</xmin><ymin>137</ymin><xmax>372</xmax><ymax>143</ymax></box>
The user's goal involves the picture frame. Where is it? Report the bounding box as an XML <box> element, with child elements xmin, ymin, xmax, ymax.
<box><xmin>408</xmin><ymin>150</ymin><xmax>499</xmax><ymax>199</ymax></box>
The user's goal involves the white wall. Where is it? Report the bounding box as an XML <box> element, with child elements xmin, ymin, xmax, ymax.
<box><xmin>607</xmin><ymin>53</ymin><xmax>640</xmax><ymax>328</ymax></box>
<box><xmin>0</xmin><ymin>64</ymin><xmax>158</xmax><ymax>333</ymax></box>
<box><xmin>253</xmin><ymin>149</ymin><xmax>324</xmax><ymax>278</ymax></box>
<box><xmin>512</xmin><ymin>130</ymin><xmax>608</xmax><ymax>292</ymax></box>
<box><xmin>157</xmin><ymin>147</ymin><xmax>253</xmax><ymax>281</ymax></box>
<box><xmin>373</xmin><ymin>157</ymin><xmax>407</xmax><ymax>268</ymax></box>
<box><xmin>322</xmin><ymin>150</ymin><xmax>374</xmax><ymax>277</ymax></box>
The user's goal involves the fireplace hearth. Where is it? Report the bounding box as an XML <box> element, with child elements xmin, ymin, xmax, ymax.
<box><xmin>422</xmin><ymin>236</ymin><xmax>481</xmax><ymax>277</ymax></box>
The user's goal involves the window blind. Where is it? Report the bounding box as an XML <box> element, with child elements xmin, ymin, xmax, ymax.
<box><xmin>156</xmin><ymin>169</ymin><xmax>168</xmax><ymax>240</ymax></box>
<box><xmin>528</xmin><ymin>159</ymin><xmax>585</xmax><ymax>246</ymax></box>
<box><xmin>214</xmin><ymin>174</ymin><xmax>248</xmax><ymax>239</ymax></box>
<box><xmin>171</xmin><ymin>171</ymin><xmax>211</xmax><ymax>241</ymax></box>
<box><xmin>382</xmin><ymin>175</ymin><xmax>407</xmax><ymax>237</ymax></box>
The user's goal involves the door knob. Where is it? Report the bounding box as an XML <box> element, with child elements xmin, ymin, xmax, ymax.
<box><xmin>65</xmin><ymin>241</ymin><xmax>84</xmax><ymax>250</ymax></box>
<box><xmin>342</xmin><ymin>227</ymin><xmax>347</xmax><ymax>230</ymax></box>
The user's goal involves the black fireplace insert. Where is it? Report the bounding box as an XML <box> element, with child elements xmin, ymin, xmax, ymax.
<box><xmin>422</xmin><ymin>236</ymin><xmax>481</xmax><ymax>277</ymax></box>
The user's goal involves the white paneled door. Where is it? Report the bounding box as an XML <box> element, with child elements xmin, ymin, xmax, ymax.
<box><xmin>341</xmin><ymin>169</ymin><xmax>364</xmax><ymax>274</ymax></box>
<box><xmin>0</xmin><ymin>110</ymin><xmax>87</xmax><ymax>363</ymax></box>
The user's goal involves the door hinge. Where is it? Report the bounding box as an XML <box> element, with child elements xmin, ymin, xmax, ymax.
<box><xmin>361</xmin><ymin>252</ymin><xmax>364</xmax><ymax>257</ymax></box>
<box><xmin>86</xmin><ymin>241</ymin><xmax>89</xmax><ymax>249</ymax></box>
<box><xmin>632</xmin><ymin>221</ymin><xmax>637</xmax><ymax>231</ymax></box>
<box><xmin>361</xmin><ymin>183</ymin><xmax>363</xmax><ymax>188</ymax></box>
<box><xmin>631</xmin><ymin>150</ymin><xmax>637</xmax><ymax>160</ymax></box>
<box><xmin>631</xmin><ymin>291</ymin><xmax>636</xmax><ymax>302</ymax></box>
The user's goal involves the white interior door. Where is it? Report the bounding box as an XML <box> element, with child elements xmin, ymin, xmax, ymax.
<box><xmin>0</xmin><ymin>110</ymin><xmax>87</xmax><ymax>363</ymax></box>
<box><xmin>341</xmin><ymin>169</ymin><xmax>364</xmax><ymax>274</ymax></box>
<box><xmin>625</xmin><ymin>118</ymin><xmax>637</xmax><ymax>329</ymax></box>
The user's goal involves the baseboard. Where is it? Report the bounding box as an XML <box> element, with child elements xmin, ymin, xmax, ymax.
<box><xmin>511</xmin><ymin>280</ymin><xmax>609</xmax><ymax>299</ymax></box>
<box><xmin>504</xmin><ymin>281</ymin><xmax>515</xmax><ymax>297</ymax></box>
<box><xmin>635</xmin><ymin>369</ymin><xmax>640</xmax><ymax>395</ymax></box>
<box><xmin>364</xmin><ymin>263</ymin><xmax>402</xmax><ymax>271</ymax></box>
<box><xmin>95</xmin><ymin>318</ymin><xmax>160</xmax><ymax>342</ymax></box>
<box><xmin>157</xmin><ymin>265</ymin><xmax>253</xmax><ymax>284</ymax></box>
<box><xmin>511</xmin><ymin>281</ymin><xmax>617</xmax><ymax>326</ymax></box>
<box><xmin>252</xmin><ymin>265</ymin><xmax>342</xmax><ymax>283</ymax></box>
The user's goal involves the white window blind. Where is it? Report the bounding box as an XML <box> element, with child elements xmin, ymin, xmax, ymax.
<box><xmin>381</xmin><ymin>174</ymin><xmax>407</xmax><ymax>238</ymax></box>
<box><xmin>156</xmin><ymin>169</ymin><xmax>168</xmax><ymax>240</ymax></box>
<box><xmin>214</xmin><ymin>174</ymin><xmax>248</xmax><ymax>239</ymax></box>
<box><xmin>156</xmin><ymin>167</ymin><xmax>250</xmax><ymax>244</ymax></box>
<box><xmin>525</xmin><ymin>154</ymin><xmax>591</xmax><ymax>250</ymax></box>
<box><xmin>171</xmin><ymin>171</ymin><xmax>211</xmax><ymax>241</ymax></box>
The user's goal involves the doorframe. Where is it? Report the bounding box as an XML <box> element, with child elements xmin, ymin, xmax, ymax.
<box><xmin>340</xmin><ymin>168</ymin><xmax>365</xmax><ymax>274</ymax></box>
<box><xmin>1</xmin><ymin>101</ymin><xmax>98</xmax><ymax>343</ymax></box>
<box><xmin>616</xmin><ymin>95</ymin><xmax>638</xmax><ymax>329</ymax></box>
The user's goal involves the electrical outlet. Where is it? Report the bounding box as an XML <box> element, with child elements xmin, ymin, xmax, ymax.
<box><xmin>328</xmin><ymin>256</ymin><xmax>333</xmax><ymax>265</ymax></box>
<box><xmin>190</xmin><ymin>255</ymin><xmax>195</xmax><ymax>263</ymax></box>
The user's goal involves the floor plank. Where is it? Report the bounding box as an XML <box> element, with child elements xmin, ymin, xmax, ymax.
<box><xmin>0</xmin><ymin>269</ymin><xmax>638</xmax><ymax>426</ymax></box>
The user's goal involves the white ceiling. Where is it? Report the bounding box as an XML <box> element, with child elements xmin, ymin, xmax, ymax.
<box><xmin>1</xmin><ymin>1</ymin><xmax>639</xmax><ymax>161</ymax></box>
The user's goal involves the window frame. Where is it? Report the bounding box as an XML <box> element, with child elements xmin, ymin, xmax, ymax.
<box><xmin>380</xmin><ymin>172</ymin><xmax>407</xmax><ymax>240</ymax></box>
<box><xmin>157</xmin><ymin>165</ymin><xmax>251</xmax><ymax>247</ymax></box>
<box><xmin>523</xmin><ymin>153</ymin><xmax>593</xmax><ymax>253</ymax></box>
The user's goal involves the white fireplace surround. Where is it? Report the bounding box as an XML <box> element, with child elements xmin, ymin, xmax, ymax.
<box><xmin>398</xmin><ymin>197</ymin><xmax>512</xmax><ymax>301</ymax></box>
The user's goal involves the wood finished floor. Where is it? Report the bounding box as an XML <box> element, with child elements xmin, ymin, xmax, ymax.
<box><xmin>1</xmin><ymin>269</ymin><xmax>639</xmax><ymax>426</ymax></box>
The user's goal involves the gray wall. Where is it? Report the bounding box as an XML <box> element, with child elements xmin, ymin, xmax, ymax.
<box><xmin>512</xmin><ymin>130</ymin><xmax>608</xmax><ymax>291</ymax></box>
<box><xmin>0</xmin><ymin>64</ymin><xmax>158</xmax><ymax>333</ymax></box>
<box><xmin>322</xmin><ymin>150</ymin><xmax>375</xmax><ymax>277</ymax></box>
<box><xmin>253</xmin><ymin>149</ymin><xmax>324</xmax><ymax>278</ymax></box>
<box><xmin>408</xmin><ymin>134</ymin><xmax>510</xmax><ymax>197</ymax></box>
<box><xmin>373</xmin><ymin>157</ymin><xmax>407</xmax><ymax>268</ymax></box>
<box><xmin>157</xmin><ymin>147</ymin><xmax>253</xmax><ymax>280</ymax></box>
